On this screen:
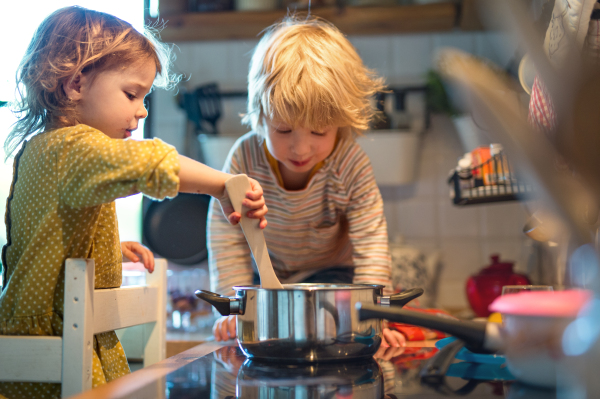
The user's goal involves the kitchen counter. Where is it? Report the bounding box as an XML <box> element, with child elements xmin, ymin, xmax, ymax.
<box><xmin>71</xmin><ymin>340</ymin><xmax>557</xmax><ymax>399</ymax></box>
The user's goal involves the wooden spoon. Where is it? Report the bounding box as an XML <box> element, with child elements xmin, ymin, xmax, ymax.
<box><xmin>225</xmin><ymin>174</ymin><xmax>283</xmax><ymax>289</ymax></box>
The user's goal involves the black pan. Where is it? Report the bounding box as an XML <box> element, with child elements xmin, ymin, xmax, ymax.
<box><xmin>142</xmin><ymin>193</ymin><xmax>211</xmax><ymax>265</ymax></box>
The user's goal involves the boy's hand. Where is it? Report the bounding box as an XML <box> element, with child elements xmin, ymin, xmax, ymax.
<box><xmin>219</xmin><ymin>176</ymin><xmax>268</xmax><ymax>229</ymax></box>
<box><xmin>381</xmin><ymin>327</ymin><xmax>406</xmax><ymax>348</ymax></box>
<box><xmin>121</xmin><ymin>241</ymin><xmax>155</xmax><ymax>273</ymax></box>
<box><xmin>374</xmin><ymin>343</ymin><xmax>406</xmax><ymax>361</ymax></box>
<box><xmin>213</xmin><ymin>315</ymin><xmax>237</xmax><ymax>341</ymax></box>
<box><xmin>213</xmin><ymin>345</ymin><xmax>244</xmax><ymax>374</ymax></box>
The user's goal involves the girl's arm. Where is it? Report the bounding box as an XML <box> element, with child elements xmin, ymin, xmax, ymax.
<box><xmin>178</xmin><ymin>155</ymin><xmax>267</xmax><ymax>228</ymax></box>
<box><xmin>178</xmin><ymin>154</ymin><xmax>231</xmax><ymax>197</ymax></box>
<box><xmin>57</xmin><ymin>128</ymin><xmax>266</xmax><ymax>226</ymax></box>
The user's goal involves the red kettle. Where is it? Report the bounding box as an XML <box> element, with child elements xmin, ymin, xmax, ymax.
<box><xmin>466</xmin><ymin>254</ymin><xmax>530</xmax><ymax>317</ymax></box>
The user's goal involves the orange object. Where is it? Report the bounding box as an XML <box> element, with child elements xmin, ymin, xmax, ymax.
<box><xmin>392</xmin><ymin>347</ymin><xmax>439</xmax><ymax>370</ymax></box>
<box><xmin>471</xmin><ymin>146</ymin><xmax>492</xmax><ymax>185</ymax></box>
<box><xmin>388</xmin><ymin>307</ymin><xmax>453</xmax><ymax>341</ymax></box>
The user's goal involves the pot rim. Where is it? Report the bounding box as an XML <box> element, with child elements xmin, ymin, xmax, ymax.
<box><xmin>233</xmin><ymin>283</ymin><xmax>385</xmax><ymax>291</ymax></box>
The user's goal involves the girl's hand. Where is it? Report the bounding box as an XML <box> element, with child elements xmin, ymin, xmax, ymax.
<box><xmin>213</xmin><ymin>315</ymin><xmax>237</xmax><ymax>341</ymax></box>
<box><xmin>213</xmin><ymin>345</ymin><xmax>244</xmax><ymax>374</ymax></box>
<box><xmin>381</xmin><ymin>327</ymin><xmax>406</xmax><ymax>348</ymax></box>
<box><xmin>219</xmin><ymin>176</ymin><xmax>268</xmax><ymax>229</ymax></box>
<box><xmin>121</xmin><ymin>241</ymin><xmax>155</xmax><ymax>273</ymax></box>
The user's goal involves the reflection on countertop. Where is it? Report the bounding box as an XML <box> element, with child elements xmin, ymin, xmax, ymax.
<box><xmin>71</xmin><ymin>341</ymin><xmax>560</xmax><ymax>399</ymax></box>
<box><xmin>164</xmin><ymin>344</ymin><xmax>555</xmax><ymax>399</ymax></box>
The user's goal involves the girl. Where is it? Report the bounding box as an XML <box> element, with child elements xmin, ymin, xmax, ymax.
<box><xmin>208</xmin><ymin>16</ymin><xmax>406</xmax><ymax>348</ymax></box>
<box><xmin>0</xmin><ymin>6</ymin><xmax>267</xmax><ymax>399</ymax></box>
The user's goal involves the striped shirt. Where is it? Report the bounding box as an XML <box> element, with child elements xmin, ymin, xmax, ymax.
<box><xmin>207</xmin><ymin>132</ymin><xmax>392</xmax><ymax>295</ymax></box>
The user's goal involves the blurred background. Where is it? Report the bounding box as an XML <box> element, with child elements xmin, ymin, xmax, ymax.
<box><xmin>0</xmin><ymin>0</ymin><xmax>565</xmax><ymax>341</ymax></box>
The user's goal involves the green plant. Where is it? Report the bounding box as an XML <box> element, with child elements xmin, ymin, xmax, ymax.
<box><xmin>425</xmin><ymin>70</ymin><xmax>460</xmax><ymax>117</ymax></box>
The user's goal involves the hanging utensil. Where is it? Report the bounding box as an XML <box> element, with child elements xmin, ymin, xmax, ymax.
<box><xmin>176</xmin><ymin>89</ymin><xmax>204</xmax><ymax>161</ymax></box>
<box><xmin>225</xmin><ymin>174</ymin><xmax>283</xmax><ymax>289</ymax></box>
<box><xmin>196</xmin><ymin>82</ymin><xmax>222</xmax><ymax>135</ymax></box>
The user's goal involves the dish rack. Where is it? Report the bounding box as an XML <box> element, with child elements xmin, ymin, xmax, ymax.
<box><xmin>448</xmin><ymin>151</ymin><xmax>535</xmax><ymax>206</ymax></box>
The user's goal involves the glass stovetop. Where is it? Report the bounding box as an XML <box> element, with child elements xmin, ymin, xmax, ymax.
<box><xmin>162</xmin><ymin>344</ymin><xmax>558</xmax><ymax>399</ymax></box>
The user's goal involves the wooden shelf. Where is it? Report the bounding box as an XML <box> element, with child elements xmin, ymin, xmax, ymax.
<box><xmin>154</xmin><ymin>3</ymin><xmax>459</xmax><ymax>42</ymax></box>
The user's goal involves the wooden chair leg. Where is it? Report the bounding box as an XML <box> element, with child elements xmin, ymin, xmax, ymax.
<box><xmin>116</xmin><ymin>258</ymin><xmax>167</xmax><ymax>368</ymax></box>
<box><xmin>62</xmin><ymin>259</ymin><xmax>95</xmax><ymax>398</ymax></box>
<box><xmin>143</xmin><ymin>258</ymin><xmax>167</xmax><ymax>367</ymax></box>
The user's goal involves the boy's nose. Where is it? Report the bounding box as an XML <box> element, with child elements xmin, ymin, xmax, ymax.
<box><xmin>291</xmin><ymin>140</ymin><xmax>310</xmax><ymax>157</ymax></box>
<box><xmin>290</xmin><ymin>131</ymin><xmax>310</xmax><ymax>155</ymax></box>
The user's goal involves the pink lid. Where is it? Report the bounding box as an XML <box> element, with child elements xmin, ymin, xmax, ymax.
<box><xmin>489</xmin><ymin>289</ymin><xmax>593</xmax><ymax>317</ymax></box>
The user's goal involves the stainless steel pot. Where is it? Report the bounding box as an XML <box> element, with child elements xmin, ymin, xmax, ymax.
<box><xmin>196</xmin><ymin>284</ymin><xmax>423</xmax><ymax>362</ymax></box>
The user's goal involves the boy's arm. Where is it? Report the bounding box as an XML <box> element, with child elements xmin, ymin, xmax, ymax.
<box><xmin>346</xmin><ymin>157</ymin><xmax>406</xmax><ymax>347</ymax></box>
<box><xmin>344</xmin><ymin>151</ymin><xmax>393</xmax><ymax>294</ymax></box>
<box><xmin>207</xmin><ymin>143</ymin><xmax>255</xmax><ymax>297</ymax></box>
<box><xmin>208</xmin><ymin>198</ymin><xmax>254</xmax><ymax>296</ymax></box>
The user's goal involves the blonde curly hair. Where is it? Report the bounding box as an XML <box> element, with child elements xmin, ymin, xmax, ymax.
<box><xmin>5</xmin><ymin>6</ymin><xmax>179</xmax><ymax>158</ymax></box>
<box><xmin>242</xmin><ymin>15</ymin><xmax>386</xmax><ymax>139</ymax></box>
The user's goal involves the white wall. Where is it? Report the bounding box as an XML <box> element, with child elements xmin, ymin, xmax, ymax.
<box><xmin>382</xmin><ymin>114</ymin><xmax>534</xmax><ymax>309</ymax></box>
<box><xmin>151</xmin><ymin>30</ymin><xmax>535</xmax><ymax>309</ymax></box>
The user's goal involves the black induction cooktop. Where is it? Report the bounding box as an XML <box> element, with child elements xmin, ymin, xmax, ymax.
<box><xmin>160</xmin><ymin>344</ymin><xmax>558</xmax><ymax>399</ymax></box>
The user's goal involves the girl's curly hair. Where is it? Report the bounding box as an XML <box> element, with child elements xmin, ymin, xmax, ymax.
<box><xmin>5</xmin><ymin>6</ymin><xmax>180</xmax><ymax>159</ymax></box>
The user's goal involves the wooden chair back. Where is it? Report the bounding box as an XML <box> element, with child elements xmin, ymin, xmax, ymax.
<box><xmin>0</xmin><ymin>258</ymin><xmax>167</xmax><ymax>398</ymax></box>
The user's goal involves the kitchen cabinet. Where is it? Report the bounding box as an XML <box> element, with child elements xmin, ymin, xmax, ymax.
<box><xmin>150</xmin><ymin>0</ymin><xmax>483</xmax><ymax>42</ymax></box>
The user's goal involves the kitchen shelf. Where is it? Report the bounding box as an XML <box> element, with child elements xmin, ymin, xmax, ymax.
<box><xmin>152</xmin><ymin>2</ymin><xmax>460</xmax><ymax>42</ymax></box>
<box><xmin>449</xmin><ymin>173</ymin><xmax>536</xmax><ymax>206</ymax></box>
<box><xmin>448</xmin><ymin>151</ymin><xmax>536</xmax><ymax>206</ymax></box>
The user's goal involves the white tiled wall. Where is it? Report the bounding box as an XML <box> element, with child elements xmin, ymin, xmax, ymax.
<box><xmin>382</xmin><ymin>114</ymin><xmax>534</xmax><ymax>309</ymax></box>
<box><xmin>152</xmin><ymin>30</ymin><xmax>534</xmax><ymax>309</ymax></box>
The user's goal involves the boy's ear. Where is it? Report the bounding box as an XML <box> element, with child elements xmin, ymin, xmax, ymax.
<box><xmin>63</xmin><ymin>73</ymin><xmax>84</xmax><ymax>101</ymax></box>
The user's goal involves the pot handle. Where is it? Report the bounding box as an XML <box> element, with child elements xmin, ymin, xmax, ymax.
<box><xmin>195</xmin><ymin>290</ymin><xmax>243</xmax><ymax>316</ymax></box>
<box><xmin>378</xmin><ymin>288</ymin><xmax>424</xmax><ymax>307</ymax></box>
<box><xmin>357</xmin><ymin>304</ymin><xmax>491</xmax><ymax>353</ymax></box>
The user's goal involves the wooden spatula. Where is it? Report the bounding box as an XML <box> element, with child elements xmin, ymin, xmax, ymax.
<box><xmin>225</xmin><ymin>174</ymin><xmax>284</xmax><ymax>289</ymax></box>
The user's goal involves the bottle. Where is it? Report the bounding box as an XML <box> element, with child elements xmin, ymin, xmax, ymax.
<box><xmin>490</xmin><ymin>143</ymin><xmax>507</xmax><ymax>185</ymax></box>
<box><xmin>457</xmin><ymin>154</ymin><xmax>473</xmax><ymax>190</ymax></box>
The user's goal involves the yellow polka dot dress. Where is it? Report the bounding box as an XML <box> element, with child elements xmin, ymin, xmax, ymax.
<box><xmin>0</xmin><ymin>125</ymin><xmax>180</xmax><ymax>399</ymax></box>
